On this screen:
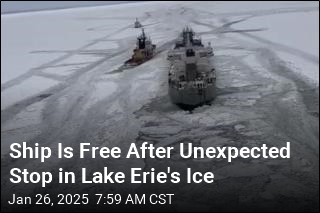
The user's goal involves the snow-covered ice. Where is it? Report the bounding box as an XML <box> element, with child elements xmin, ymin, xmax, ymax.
<box><xmin>1</xmin><ymin>1</ymin><xmax>319</xmax><ymax>212</ymax></box>
<box><xmin>233</xmin><ymin>10</ymin><xmax>319</xmax><ymax>85</ymax></box>
<box><xmin>1</xmin><ymin>76</ymin><xmax>59</xmax><ymax>110</ymax></box>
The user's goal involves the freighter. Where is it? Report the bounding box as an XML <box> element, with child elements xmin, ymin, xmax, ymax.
<box><xmin>167</xmin><ymin>27</ymin><xmax>215</xmax><ymax>107</ymax></box>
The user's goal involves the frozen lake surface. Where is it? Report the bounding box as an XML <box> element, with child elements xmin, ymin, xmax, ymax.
<box><xmin>1</xmin><ymin>1</ymin><xmax>319</xmax><ymax>211</ymax></box>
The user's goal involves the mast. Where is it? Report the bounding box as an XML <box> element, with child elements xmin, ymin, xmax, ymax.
<box><xmin>138</xmin><ymin>28</ymin><xmax>146</xmax><ymax>49</ymax></box>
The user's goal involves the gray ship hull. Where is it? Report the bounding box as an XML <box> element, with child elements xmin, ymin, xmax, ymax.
<box><xmin>169</xmin><ymin>84</ymin><xmax>216</xmax><ymax>106</ymax></box>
